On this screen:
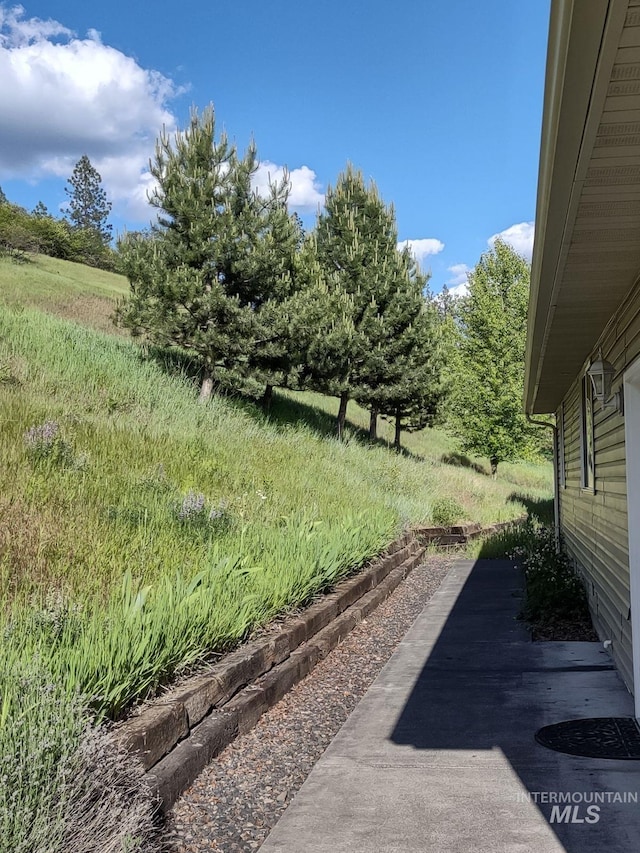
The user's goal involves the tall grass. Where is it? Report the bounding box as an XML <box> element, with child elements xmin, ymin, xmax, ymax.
<box><xmin>0</xmin><ymin>307</ymin><xmax>549</xmax><ymax>601</ymax></box>
<box><xmin>0</xmin><ymin>252</ymin><xmax>127</xmax><ymax>334</ymax></box>
<box><xmin>0</xmin><ymin>303</ymin><xmax>551</xmax><ymax>715</ymax></box>
<box><xmin>0</xmin><ymin>260</ymin><xmax>553</xmax><ymax>850</ymax></box>
<box><xmin>3</xmin><ymin>513</ymin><xmax>391</xmax><ymax>720</ymax></box>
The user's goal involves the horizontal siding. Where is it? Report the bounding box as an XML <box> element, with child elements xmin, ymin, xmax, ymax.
<box><xmin>558</xmin><ymin>278</ymin><xmax>640</xmax><ymax>696</ymax></box>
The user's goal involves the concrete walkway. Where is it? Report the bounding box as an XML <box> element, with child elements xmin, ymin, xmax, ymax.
<box><xmin>260</xmin><ymin>559</ymin><xmax>640</xmax><ymax>853</ymax></box>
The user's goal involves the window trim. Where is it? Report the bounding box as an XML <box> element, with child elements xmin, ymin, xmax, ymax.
<box><xmin>580</xmin><ymin>374</ymin><xmax>595</xmax><ymax>492</ymax></box>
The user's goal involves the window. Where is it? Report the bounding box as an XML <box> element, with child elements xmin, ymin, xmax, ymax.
<box><xmin>557</xmin><ymin>402</ymin><xmax>566</xmax><ymax>489</ymax></box>
<box><xmin>580</xmin><ymin>375</ymin><xmax>594</xmax><ymax>491</ymax></box>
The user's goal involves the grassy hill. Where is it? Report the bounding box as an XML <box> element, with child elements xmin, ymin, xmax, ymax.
<box><xmin>0</xmin><ymin>251</ymin><xmax>128</xmax><ymax>333</ymax></box>
<box><xmin>0</xmin><ymin>252</ymin><xmax>551</xmax><ymax>720</ymax></box>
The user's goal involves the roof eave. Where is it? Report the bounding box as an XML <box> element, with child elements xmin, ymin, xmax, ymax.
<box><xmin>525</xmin><ymin>0</ymin><xmax>612</xmax><ymax>414</ymax></box>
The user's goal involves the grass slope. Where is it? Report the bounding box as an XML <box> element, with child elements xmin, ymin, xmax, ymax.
<box><xmin>0</xmin><ymin>254</ymin><xmax>552</xmax><ymax>719</ymax></box>
<box><xmin>0</xmin><ymin>251</ymin><xmax>128</xmax><ymax>333</ymax></box>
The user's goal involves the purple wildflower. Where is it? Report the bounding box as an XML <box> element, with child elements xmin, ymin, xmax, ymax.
<box><xmin>24</xmin><ymin>420</ymin><xmax>59</xmax><ymax>450</ymax></box>
<box><xmin>178</xmin><ymin>490</ymin><xmax>206</xmax><ymax>521</ymax></box>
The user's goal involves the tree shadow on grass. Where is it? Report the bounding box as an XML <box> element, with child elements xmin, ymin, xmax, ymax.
<box><xmin>253</xmin><ymin>390</ymin><xmax>426</xmax><ymax>461</ymax></box>
<box><xmin>143</xmin><ymin>344</ymin><xmax>202</xmax><ymax>387</ymax></box>
<box><xmin>474</xmin><ymin>495</ymin><xmax>553</xmax><ymax>560</ymax></box>
<box><xmin>507</xmin><ymin>492</ymin><xmax>555</xmax><ymax>526</ymax></box>
<box><xmin>440</xmin><ymin>451</ymin><xmax>487</xmax><ymax>476</ymax></box>
<box><xmin>136</xmin><ymin>346</ymin><xmax>427</xmax><ymax>461</ymax></box>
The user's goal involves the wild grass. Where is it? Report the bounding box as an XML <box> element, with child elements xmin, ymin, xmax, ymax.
<box><xmin>0</xmin><ymin>303</ymin><xmax>551</xmax><ymax>714</ymax></box>
<box><xmin>0</xmin><ymin>256</ymin><xmax>552</xmax><ymax>716</ymax></box>
<box><xmin>0</xmin><ymin>252</ymin><xmax>127</xmax><ymax>334</ymax></box>
<box><xmin>0</xmin><ymin>255</ymin><xmax>553</xmax><ymax>849</ymax></box>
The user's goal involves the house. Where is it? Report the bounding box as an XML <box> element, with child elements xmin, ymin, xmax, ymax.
<box><xmin>525</xmin><ymin>0</ymin><xmax>640</xmax><ymax>713</ymax></box>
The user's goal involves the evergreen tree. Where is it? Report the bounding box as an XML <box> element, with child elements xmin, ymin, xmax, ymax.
<box><xmin>245</xmin><ymin>204</ymin><xmax>305</xmax><ymax>411</ymax></box>
<box><xmin>65</xmin><ymin>155</ymin><xmax>112</xmax><ymax>247</ymax></box>
<box><xmin>310</xmin><ymin>165</ymin><xmax>409</xmax><ymax>438</ymax></box>
<box><xmin>381</xmin><ymin>304</ymin><xmax>444</xmax><ymax>451</ymax></box>
<box><xmin>117</xmin><ymin>105</ymin><xmax>301</xmax><ymax>401</ymax></box>
<box><xmin>360</xmin><ymin>271</ymin><xmax>443</xmax><ymax>450</ymax></box>
<box><xmin>353</xmin><ymin>247</ymin><xmax>442</xmax><ymax>446</ymax></box>
<box><xmin>0</xmin><ymin>186</ymin><xmax>7</xmax><ymax>205</ymax></box>
<box><xmin>447</xmin><ymin>239</ymin><xmax>538</xmax><ymax>476</ymax></box>
<box><xmin>32</xmin><ymin>201</ymin><xmax>50</xmax><ymax>218</ymax></box>
<box><xmin>284</xmin><ymin>233</ymin><xmax>357</xmax><ymax>407</ymax></box>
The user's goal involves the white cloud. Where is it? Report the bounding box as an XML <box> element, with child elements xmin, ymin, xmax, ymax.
<box><xmin>0</xmin><ymin>5</ymin><xmax>178</xmax><ymax>221</ymax></box>
<box><xmin>488</xmin><ymin>221</ymin><xmax>535</xmax><ymax>261</ymax></box>
<box><xmin>397</xmin><ymin>238</ymin><xmax>445</xmax><ymax>266</ymax></box>
<box><xmin>445</xmin><ymin>262</ymin><xmax>471</xmax><ymax>297</ymax></box>
<box><xmin>447</xmin><ymin>263</ymin><xmax>470</xmax><ymax>285</ymax></box>
<box><xmin>253</xmin><ymin>161</ymin><xmax>325</xmax><ymax>212</ymax></box>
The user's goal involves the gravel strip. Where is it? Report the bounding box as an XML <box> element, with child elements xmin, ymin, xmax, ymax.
<box><xmin>164</xmin><ymin>553</ymin><xmax>453</xmax><ymax>853</ymax></box>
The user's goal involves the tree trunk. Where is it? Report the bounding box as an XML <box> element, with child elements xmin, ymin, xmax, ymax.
<box><xmin>262</xmin><ymin>383</ymin><xmax>274</xmax><ymax>414</ymax></box>
<box><xmin>369</xmin><ymin>406</ymin><xmax>378</xmax><ymax>442</ymax></box>
<box><xmin>337</xmin><ymin>392</ymin><xmax>349</xmax><ymax>440</ymax></box>
<box><xmin>490</xmin><ymin>456</ymin><xmax>499</xmax><ymax>479</ymax></box>
<box><xmin>199</xmin><ymin>366</ymin><xmax>214</xmax><ymax>402</ymax></box>
<box><xmin>394</xmin><ymin>409</ymin><xmax>402</xmax><ymax>452</ymax></box>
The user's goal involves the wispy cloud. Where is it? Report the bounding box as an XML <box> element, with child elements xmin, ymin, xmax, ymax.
<box><xmin>0</xmin><ymin>4</ymin><xmax>72</xmax><ymax>46</ymax></box>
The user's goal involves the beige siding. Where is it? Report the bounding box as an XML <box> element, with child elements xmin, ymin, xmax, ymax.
<box><xmin>558</xmin><ymin>280</ymin><xmax>640</xmax><ymax>694</ymax></box>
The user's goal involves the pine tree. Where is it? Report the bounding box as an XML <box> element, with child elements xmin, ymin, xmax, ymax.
<box><xmin>117</xmin><ymin>105</ymin><xmax>301</xmax><ymax>402</ymax></box>
<box><xmin>65</xmin><ymin>155</ymin><xmax>112</xmax><ymax>247</ymax></box>
<box><xmin>32</xmin><ymin>201</ymin><xmax>50</xmax><ymax>218</ymax></box>
<box><xmin>245</xmin><ymin>203</ymin><xmax>305</xmax><ymax>411</ymax></box>
<box><xmin>0</xmin><ymin>186</ymin><xmax>7</xmax><ymax>206</ymax></box>
<box><xmin>447</xmin><ymin>238</ymin><xmax>538</xmax><ymax>476</ymax></box>
<box><xmin>357</xmin><ymin>252</ymin><xmax>443</xmax><ymax>450</ymax></box>
<box><xmin>381</xmin><ymin>304</ymin><xmax>444</xmax><ymax>451</ymax></box>
<box><xmin>310</xmin><ymin>165</ymin><xmax>408</xmax><ymax>438</ymax></box>
<box><xmin>284</xmin><ymin>233</ymin><xmax>357</xmax><ymax>408</ymax></box>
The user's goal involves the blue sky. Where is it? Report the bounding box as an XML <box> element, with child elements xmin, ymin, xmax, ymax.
<box><xmin>0</xmin><ymin>0</ymin><xmax>550</xmax><ymax>292</ymax></box>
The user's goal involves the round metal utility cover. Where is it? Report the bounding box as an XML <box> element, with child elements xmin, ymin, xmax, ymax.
<box><xmin>535</xmin><ymin>717</ymin><xmax>640</xmax><ymax>759</ymax></box>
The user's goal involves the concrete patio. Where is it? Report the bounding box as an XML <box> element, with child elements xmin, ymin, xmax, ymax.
<box><xmin>260</xmin><ymin>559</ymin><xmax>640</xmax><ymax>852</ymax></box>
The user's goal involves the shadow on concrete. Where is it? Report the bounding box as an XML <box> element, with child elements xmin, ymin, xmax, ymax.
<box><xmin>389</xmin><ymin>559</ymin><xmax>637</xmax><ymax>852</ymax></box>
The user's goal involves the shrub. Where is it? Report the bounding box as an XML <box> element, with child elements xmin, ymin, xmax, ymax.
<box><xmin>431</xmin><ymin>497</ymin><xmax>464</xmax><ymax>527</ymax></box>
<box><xmin>0</xmin><ymin>664</ymin><xmax>159</xmax><ymax>853</ymax></box>
<box><xmin>23</xmin><ymin>420</ymin><xmax>75</xmax><ymax>468</ymax></box>
<box><xmin>516</xmin><ymin>526</ymin><xmax>590</xmax><ymax>627</ymax></box>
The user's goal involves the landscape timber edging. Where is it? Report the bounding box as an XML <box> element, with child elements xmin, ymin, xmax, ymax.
<box><xmin>414</xmin><ymin>517</ymin><xmax>527</xmax><ymax>548</ymax></box>
<box><xmin>114</xmin><ymin>517</ymin><xmax>524</xmax><ymax>811</ymax></box>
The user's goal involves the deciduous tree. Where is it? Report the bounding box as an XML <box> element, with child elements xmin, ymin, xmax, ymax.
<box><xmin>447</xmin><ymin>239</ymin><xmax>538</xmax><ymax>476</ymax></box>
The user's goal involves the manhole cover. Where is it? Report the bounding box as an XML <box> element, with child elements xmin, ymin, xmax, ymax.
<box><xmin>535</xmin><ymin>717</ymin><xmax>640</xmax><ymax>759</ymax></box>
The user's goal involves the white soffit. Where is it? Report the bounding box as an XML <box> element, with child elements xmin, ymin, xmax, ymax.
<box><xmin>526</xmin><ymin>0</ymin><xmax>640</xmax><ymax>413</ymax></box>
